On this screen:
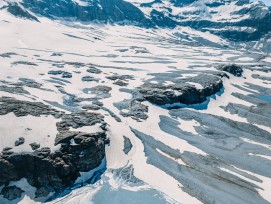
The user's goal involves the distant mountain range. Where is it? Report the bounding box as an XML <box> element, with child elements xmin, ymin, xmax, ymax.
<box><xmin>1</xmin><ymin>0</ymin><xmax>271</xmax><ymax>45</ymax></box>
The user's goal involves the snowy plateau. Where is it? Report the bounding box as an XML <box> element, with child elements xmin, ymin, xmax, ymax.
<box><xmin>0</xmin><ymin>0</ymin><xmax>271</xmax><ymax>203</ymax></box>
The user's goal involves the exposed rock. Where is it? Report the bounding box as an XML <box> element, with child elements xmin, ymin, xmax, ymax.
<box><xmin>0</xmin><ymin>186</ymin><xmax>24</xmax><ymax>200</ymax></box>
<box><xmin>113</xmin><ymin>80</ymin><xmax>128</xmax><ymax>86</ymax></box>
<box><xmin>51</xmin><ymin>52</ymin><xmax>62</xmax><ymax>57</ymax></box>
<box><xmin>3</xmin><ymin>147</ymin><xmax>12</xmax><ymax>151</ymax></box>
<box><xmin>217</xmin><ymin>64</ymin><xmax>243</xmax><ymax>77</ymax></box>
<box><xmin>0</xmin><ymin>97</ymin><xmax>63</xmax><ymax>117</ymax></box>
<box><xmin>81</xmin><ymin>76</ymin><xmax>99</xmax><ymax>82</ymax></box>
<box><xmin>113</xmin><ymin>165</ymin><xmax>142</xmax><ymax>184</ymax></box>
<box><xmin>15</xmin><ymin>137</ymin><xmax>25</xmax><ymax>146</ymax></box>
<box><xmin>56</xmin><ymin>111</ymin><xmax>105</xmax><ymax>132</ymax></box>
<box><xmin>115</xmin><ymin>99</ymin><xmax>148</xmax><ymax>121</ymax></box>
<box><xmin>0</xmin><ymin>134</ymin><xmax>105</xmax><ymax>198</ymax></box>
<box><xmin>88</xmin><ymin>85</ymin><xmax>112</xmax><ymax>99</ymax></box>
<box><xmin>48</xmin><ymin>70</ymin><xmax>63</xmax><ymax>75</ymax></box>
<box><xmin>139</xmin><ymin>72</ymin><xmax>224</xmax><ymax>106</ymax></box>
<box><xmin>123</xmin><ymin>136</ymin><xmax>133</xmax><ymax>155</ymax></box>
<box><xmin>0</xmin><ymin>97</ymin><xmax>108</xmax><ymax>198</ymax></box>
<box><xmin>6</xmin><ymin>2</ymin><xmax>39</xmax><ymax>22</ymax></box>
<box><xmin>62</xmin><ymin>72</ymin><xmax>72</xmax><ymax>78</ymax></box>
<box><xmin>12</xmin><ymin>61</ymin><xmax>38</xmax><ymax>66</ymax></box>
<box><xmin>29</xmin><ymin>142</ymin><xmax>40</xmax><ymax>150</ymax></box>
<box><xmin>114</xmin><ymin>88</ymin><xmax>148</xmax><ymax>121</ymax></box>
<box><xmin>0</xmin><ymin>85</ymin><xmax>29</xmax><ymax>95</ymax></box>
<box><xmin>16</xmin><ymin>78</ymin><xmax>42</xmax><ymax>88</ymax></box>
<box><xmin>82</xmin><ymin>104</ymin><xmax>101</xmax><ymax>111</ymax></box>
<box><xmin>106</xmin><ymin>74</ymin><xmax>134</xmax><ymax>81</ymax></box>
<box><xmin>0</xmin><ymin>52</ymin><xmax>17</xmax><ymax>58</ymax></box>
<box><xmin>48</xmin><ymin>70</ymin><xmax>72</xmax><ymax>78</ymax></box>
<box><xmin>86</xmin><ymin>67</ymin><xmax>102</xmax><ymax>74</ymax></box>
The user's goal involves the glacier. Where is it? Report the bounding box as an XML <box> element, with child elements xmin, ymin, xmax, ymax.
<box><xmin>0</xmin><ymin>0</ymin><xmax>271</xmax><ymax>203</ymax></box>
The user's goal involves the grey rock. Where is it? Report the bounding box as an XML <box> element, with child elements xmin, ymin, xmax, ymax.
<box><xmin>0</xmin><ymin>97</ymin><xmax>63</xmax><ymax>117</ymax></box>
<box><xmin>48</xmin><ymin>70</ymin><xmax>72</xmax><ymax>78</ymax></box>
<box><xmin>123</xmin><ymin>136</ymin><xmax>133</xmax><ymax>155</ymax></box>
<box><xmin>0</xmin><ymin>186</ymin><xmax>24</xmax><ymax>201</ymax></box>
<box><xmin>82</xmin><ymin>104</ymin><xmax>101</xmax><ymax>111</ymax></box>
<box><xmin>0</xmin><ymin>52</ymin><xmax>17</xmax><ymax>58</ymax></box>
<box><xmin>139</xmin><ymin>72</ymin><xmax>224</xmax><ymax>106</ymax></box>
<box><xmin>86</xmin><ymin>67</ymin><xmax>102</xmax><ymax>74</ymax></box>
<box><xmin>15</xmin><ymin>137</ymin><xmax>25</xmax><ymax>146</ymax></box>
<box><xmin>12</xmin><ymin>61</ymin><xmax>38</xmax><ymax>66</ymax></box>
<box><xmin>62</xmin><ymin>72</ymin><xmax>72</xmax><ymax>78</ymax></box>
<box><xmin>0</xmin><ymin>97</ymin><xmax>108</xmax><ymax>198</ymax></box>
<box><xmin>6</xmin><ymin>2</ymin><xmax>39</xmax><ymax>22</ymax></box>
<box><xmin>51</xmin><ymin>52</ymin><xmax>62</xmax><ymax>57</ymax></box>
<box><xmin>113</xmin><ymin>80</ymin><xmax>128</xmax><ymax>86</ymax></box>
<box><xmin>29</xmin><ymin>142</ymin><xmax>40</xmax><ymax>150</ymax></box>
<box><xmin>113</xmin><ymin>165</ymin><xmax>142</xmax><ymax>184</ymax></box>
<box><xmin>217</xmin><ymin>64</ymin><xmax>243</xmax><ymax>77</ymax></box>
<box><xmin>106</xmin><ymin>74</ymin><xmax>134</xmax><ymax>81</ymax></box>
<box><xmin>0</xmin><ymin>85</ymin><xmax>29</xmax><ymax>95</ymax></box>
<box><xmin>81</xmin><ymin>76</ymin><xmax>99</xmax><ymax>82</ymax></box>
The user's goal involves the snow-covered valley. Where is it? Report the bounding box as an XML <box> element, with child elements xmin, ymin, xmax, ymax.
<box><xmin>1</xmin><ymin>1</ymin><xmax>271</xmax><ymax>203</ymax></box>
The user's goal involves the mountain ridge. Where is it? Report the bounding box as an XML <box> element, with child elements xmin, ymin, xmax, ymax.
<box><xmin>2</xmin><ymin>0</ymin><xmax>271</xmax><ymax>42</ymax></box>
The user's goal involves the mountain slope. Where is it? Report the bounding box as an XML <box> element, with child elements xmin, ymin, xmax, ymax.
<box><xmin>2</xmin><ymin>0</ymin><xmax>271</xmax><ymax>52</ymax></box>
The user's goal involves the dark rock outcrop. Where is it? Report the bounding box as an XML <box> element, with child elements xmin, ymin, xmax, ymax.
<box><xmin>29</xmin><ymin>142</ymin><xmax>40</xmax><ymax>150</ymax></box>
<box><xmin>86</xmin><ymin>67</ymin><xmax>102</xmax><ymax>74</ymax></box>
<box><xmin>81</xmin><ymin>76</ymin><xmax>99</xmax><ymax>82</ymax></box>
<box><xmin>0</xmin><ymin>186</ymin><xmax>24</xmax><ymax>200</ymax></box>
<box><xmin>48</xmin><ymin>70</ymin><xmax>72</xmax><ymax>78</ymax></box>
<box><xmin>6</xmin><ymin>2</ymin><xmax>39</xmax><ymax>22</ymax></box>
<box><xmin>15</xmin><ymin>137</ymin><xmax>25</xmax><ymax>146</ymax></box>
<box><xmin>217</xmin><ymin>64</ymin><xmax>243</xmax><ymax>77</ymax></box>
<box><xmin>123</xmin><ymin>136</ymin><xmax>133</xmax><ymax>155</ymax></box>
<box><xmin>0</xmin><ymin>97</ymin><xmax>108</xmax><ymax>198</ymax></box>
<box><xmin>139</xmin><ymin>73</ymin><xmax>224</xmax><ymax>106</ymax></box>
<box><xmin>114</xmin><ymin>88</ymin><xmax>148</xmax><ymax>121</ymax></box>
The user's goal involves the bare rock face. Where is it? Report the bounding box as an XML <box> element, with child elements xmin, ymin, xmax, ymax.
<box><xmin>217</xmin><ymin>64</ymin><xmax>243</xmax><ymax>77</ymax></box>
<box><xmin>139</xmin><ymin>72</ymin><xmax>224</xmax><ymax>106</ymax></box>
<box><xmin>0</xmin><ymin>97</ymin><xmax>108</xmax><ymax>198</ymax></box>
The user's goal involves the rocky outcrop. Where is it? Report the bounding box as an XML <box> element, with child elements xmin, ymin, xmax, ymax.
<box><xmin>5</xmin><ymin>2</ymin><xmax>39</xmax><ymax>22</ymax></box>
<box><xmin>123</xmin><ymin>136</ymin><xmax>133</xmax><ymax>155</ymax></box>
<box><xmin>0</xmin><ymin>97</ymin><xmax>108</xmax><ymax>198</ymax></box>
<box><xmin>14</xmin><ymin>137</ymin><xmax>25</xmax><ymax>146</ymax></box>
<box><xmin>114</xmin><ymin>88</ymin><xmax>148</xmax><ymax>121</ymax></box>
<box><xmin>0</xmin><ymin>186</ymin><xmax>24</xmax><ymax>200</ymax></box>
<box><xmin>81</xmin><ymin>76</ymin><xmax>99</xmax><ymax>82</ymax></box>
<box><xmin>139</xmin><ymin>72</ymin><xmax>224</xmax><ymax>106</ymax></box>
<box><xmin>48</xmin><ymin>70</ymin><xmax>72</xmax><ymax>78</ymax></box>
<box><xmin>0</xmin><ymin>97</ymin><xmax>62</xmax><ymax>117</ymax></box>
<box><xmin>217</xmin><ymin>64</ymin><xmax>243</xmax><ymax>77</ymax></box>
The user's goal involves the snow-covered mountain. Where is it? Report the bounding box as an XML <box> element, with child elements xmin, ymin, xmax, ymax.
<box><xmin>0</xmin><ymin>0</ymin><xmax>271</xmax><ymax>204</ymax></box>
<box><xmin>2</xmin><ymin>0</ymin><xmax>271</xmax><ymax>42</ymax></box>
